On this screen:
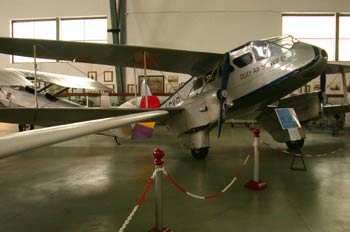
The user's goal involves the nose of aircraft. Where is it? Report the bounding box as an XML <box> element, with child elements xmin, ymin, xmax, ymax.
<box><xmin>320</xmin><ymin>49</ymin><xmax>328</xmax><ymax>60</ymax></box>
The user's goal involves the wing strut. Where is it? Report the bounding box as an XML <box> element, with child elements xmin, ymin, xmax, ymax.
<box><xmin>143</xmin><ymin>51</ymin><xmax>149</xmax><ymax>108</ymax></box>
<box><xmin>34</xmin><ymin>44</ymin><xmax>39</xmax><ymax>108</ymax></box>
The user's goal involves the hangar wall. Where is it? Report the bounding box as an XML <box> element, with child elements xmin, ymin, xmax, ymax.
<box><xmin>0</xmin><ymin>0</ymin><xmax>350</xmax><ymax>101</ymax></box>
<box><xmin>0</xmin><ymin>0</ymin><xmax>110</xmax><ymax>92</ymax></box>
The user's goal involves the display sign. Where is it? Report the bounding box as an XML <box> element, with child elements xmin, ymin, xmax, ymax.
<box><xmin>275</xmin><ymin>108</ymin><xmax>301</xmax><ymax>129</ymax></box>
<box><xmin>275</xmin><ymin>108</ymin><xmax>302</xmax><ymax>141</ymax></box>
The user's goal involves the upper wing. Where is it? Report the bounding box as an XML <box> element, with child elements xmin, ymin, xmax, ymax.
<box><xmin>1</xmin><ymin>68</ymin><xmax>111</xmax><ymax>91</ymax></box>
<box><xmin>0</xmin><ymin>110</ymin><xmax>169</xmax><ymax>158</ymax></box>
<box><xmin>0</xmin><ymin>68</ymin><xmax>34</xmax><ymax>86</ymax></box>
<box><xmin>0</xmin><ymin>37</ymin><xmax>224</xmax><ymax>76</ymax></box>
<box><xmin>326</xmin><ymin>61</ymin><xmax>350</xmax><ymax>74</ymax></box>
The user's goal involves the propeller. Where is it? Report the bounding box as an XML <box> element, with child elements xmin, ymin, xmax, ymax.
<box><xmin>320</xmin><ymin>70</ymin><xmax>326</xmax><ymax>101</ymax></box>
<box><xmin>319</xmin><ymin>70</ymin><xmax>326</xmax><ymax>109</ymax></box>
<box><xmin>318</xmin><ymin>70</ymin><xmax>327</xmax><ymax>126</ymax></box>
<box><xmin>217</xmin><ymin>52</ymin><xmax>232</xmax><ymax>138</ymax></box>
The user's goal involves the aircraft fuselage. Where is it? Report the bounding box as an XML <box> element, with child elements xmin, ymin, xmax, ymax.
<box><xmin>163</xmin><ymin>35</ymin><xmax>328</xmax><ymax>156</ymax></box>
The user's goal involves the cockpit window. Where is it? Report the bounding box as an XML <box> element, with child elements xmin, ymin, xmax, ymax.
<box><xmin>252</xmin><ymin>41</ymin><xmax>283</xmax><ymax>61</ymax></box>
<box><xmin>233</xmin><ymin>53</ymin><xmax>253</xmax><ymax>68</ymax></box>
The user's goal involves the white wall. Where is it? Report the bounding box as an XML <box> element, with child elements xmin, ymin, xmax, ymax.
<box><xmin>1</xmin><ymin>0</ymin><xmax>350</xmax><ymax>99</ymax></box>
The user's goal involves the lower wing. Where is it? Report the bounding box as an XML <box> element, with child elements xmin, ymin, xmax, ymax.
<box><xmin>0</xmin><ymin>110</ymin><xmax>169</xmax><ymax>158</ymax></box>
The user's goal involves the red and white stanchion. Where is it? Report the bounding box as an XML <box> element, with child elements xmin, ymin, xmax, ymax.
<box><xmin>245</xmin><ymin>128</ymin><xmax>267</xmax><ymax>191</ymax></box>
<box><xmin>149</xmin><ymin>148</ymin><xmax>171</xmax><ymax>232</ymax></box>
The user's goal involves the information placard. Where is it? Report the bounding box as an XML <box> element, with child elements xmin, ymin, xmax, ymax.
<box><xmin>275</xmin><ymin>108</ymin><xmax>301</xmax><ymax>130</ymax></box>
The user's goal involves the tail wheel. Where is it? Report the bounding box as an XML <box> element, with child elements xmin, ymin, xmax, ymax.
<box><xmin>18</xmin><ymin>124</ymin><xmax>34</xmax><ymax>132</ymax></box>
<box><xmin>286</xmin><ymin>139</ymin><xmax>305</xmax><ymax>150</ymax></box>
<box><xmin>191</xmin><ymin>147</ymin><xmax>209</xmax><ymax>160</ymax></box>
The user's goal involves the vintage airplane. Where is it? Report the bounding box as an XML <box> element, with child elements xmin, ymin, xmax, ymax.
<box><xmin>0</xmin><ymin>35</ymin><xmax>349</xmax><ymax>159</ymax></box>
<box><xmin>0</xmin><ymin>68</ymin><xmax>111</xmax><ymax>130</ymax></box>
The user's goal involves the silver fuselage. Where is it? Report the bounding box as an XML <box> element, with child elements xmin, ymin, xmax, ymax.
<box><xmin>163</xmin><ymin>36</ymin><xmax>327</xmax><ymax>145</ymax></box>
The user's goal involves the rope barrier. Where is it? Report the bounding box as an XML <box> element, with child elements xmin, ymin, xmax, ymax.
<box><xmin>118</xmin><ymin>145</ymin><xmax>255</xmax><ymax>231</ymax></box>
<box><xmin>161</xmin><ymin>152</ymin><xmax>252</xmax><ymax>200</ymax></box>
<box><xmin>261</xmin><ymin>140</ymin><xmax>348</xmax><ymax>158</ymax></box>
<box><xmin>118</xmin><ymin>169</ymin><xmax>158</xmax><ymax>232</ymax></box>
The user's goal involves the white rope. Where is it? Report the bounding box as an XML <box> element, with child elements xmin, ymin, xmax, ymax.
<box><xmin>118</xmin><ymin>205</ymin><xmax>139</xmax><ymax>232</ymax></box>
<box><xmin>222</xmin><ymin>177</ymin><xmax>237</xmax><ymax>193</ymax></box>
<box><xmin>117</xmin><ymin>168</ymin><xmax>162</xmax><ymax>232</ymax></box>
<box><xmin>186</xmin><ymin>192</ymin><xmax>205</xmax><ymax>200</ymax></box>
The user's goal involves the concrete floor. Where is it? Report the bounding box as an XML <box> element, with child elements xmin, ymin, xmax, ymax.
<box><xmin>0</xmin><ymin>123</ymin><xmax>350</xmax><ymax>232</ymax></box>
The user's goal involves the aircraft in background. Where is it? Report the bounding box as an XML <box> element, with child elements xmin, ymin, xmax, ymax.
<box><xmin>0</xmin><ymin>67</ymin><xmax>160</xmax><ymax>140</ymax></box>
<box><xmin>0</xmin><ymin>35</ymin><xmax>349</xmax><ymax>159</ymax></box>
<box><xmin>0</xmin><ymin>68</ymin><xmax>110</xmax><ymax>130</ymax></box>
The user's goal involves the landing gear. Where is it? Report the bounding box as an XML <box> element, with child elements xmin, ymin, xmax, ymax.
<box><xmin>285</xmin><ymin>139</ymin><xmax>305</xmax><ymax>150</ymax></box>
<box><xmin>191</xmin><ymin>147</ymin><xmax>209</xmax><ymax>160</ymax></box>
<box><xmin>18</xmin><ymin>124</ymin><xmax>34</xmax><ymax>132</ymax></box>
<box><xmin>114</xmin><ymin>136</ymin><xmax>121</xmax><ymax>145</ymax></box>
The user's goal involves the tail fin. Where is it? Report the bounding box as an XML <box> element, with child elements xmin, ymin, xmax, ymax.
<box><xmin>132</xmin><ymin>81</ymin><xmax>161</xmax><ymax>139</ymax></box>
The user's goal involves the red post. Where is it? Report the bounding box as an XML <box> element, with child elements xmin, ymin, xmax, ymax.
<box><xmin>245</xmin><ymin>128</ymin><xmax>267</xmax><ymax>191</ymax></box>
<box><xmin>149</xmin><ymin>148</ymin><xmax>171</xmax><ymax>232</ymax></box>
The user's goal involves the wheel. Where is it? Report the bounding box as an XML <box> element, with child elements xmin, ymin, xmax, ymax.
<box><xmin>285</xmin><ymin>139</ymin><xmax>305</xmax><ymax>150</ymax></box>
<box><xmin>191</xmin><ymin>147</ymin><xmax>209</xmax><ymax>160</ymax></box>
<box><xmin>18</xmin><ymin>124</ymin><xmax>34</xmax><ymax>132</ymax></box>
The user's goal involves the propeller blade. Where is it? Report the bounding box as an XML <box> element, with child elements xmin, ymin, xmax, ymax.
<box><xmin>221</xmin><ymin>52</ymin><xmax>231</xmax><ymax>90</ymax></box>
<box><xmin>217</xmin><ymin>101</ymin><xmax>225</xmax><ymax>138</ymax></box>
<box><xmin>319</xmin><ymin>70</ymin><xmax>326</xmax><ymax>104</ymax></box>
<box><xmin>217</xmin><ymin>52</ymin><xmax>231</xmax><ymax>138</ymax></box>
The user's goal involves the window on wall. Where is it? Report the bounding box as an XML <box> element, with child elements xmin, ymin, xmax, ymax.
<box><xmin>339</xmin><ymin>15</ymin><xmax>350</xmax><ymax>61</ymax></box>
<box><xmin>60</xmin><ymin>17</ymin><xmax>107</xmax><ymax>43</ymax></box>
<box><xmin>282</xmin><ymin>15</ymin><xmax>336</xmax><ymax>61</ymax></box>
<box><xmin>11</xmin><ymin>17</ymin><xmax>107</xmax><ymax>63</ymax></box>
<box><xmin>12</xmin><ymin>19</ymin><xmax>57</xmax><ymax>62</ymax></box>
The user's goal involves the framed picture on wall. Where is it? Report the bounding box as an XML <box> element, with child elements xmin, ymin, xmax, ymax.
<box><xmin>138</xmin><ymin>75</ymin><xmax>164</xmax><ymax>94</ymax></box>
<box><xmin>128</xmin><ymin>84</ymin><xmax>137</xmax><ymax>94</ymax></box>
<box><xmin>104</xmin><ymin>71</ymin><xmax>113</xmax><ymax>82</ymax></box>
<box><xmin>88</xmin><ymin>71</ymin><xmax>97</xmax><ymax>80</ymax></box>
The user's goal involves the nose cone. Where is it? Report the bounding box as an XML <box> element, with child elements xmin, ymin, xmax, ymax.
<box><xmin>321</xmin><ymin>49</ymin><xmax>328</xmax><ymax>60</ymax></box>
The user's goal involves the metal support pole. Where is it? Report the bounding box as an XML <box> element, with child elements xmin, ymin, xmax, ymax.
<box><xmin>33</xmin><ymin>44</ymin><xmax>38</xmax><ymax>108</ymax></box>
<box><xmin>109</xmin><ymin>0</ymin><xmax>126</xmax><ymax>96</ymax></box>
<box><xmin>149</xmin><ymin>148</ymin><xmax>171</xmax><ymax>232</ymax></box>
<box><xmin>244</xmin><ymin>128</ymin><xmax>267</xmax><ymax>191</ymax></box>
<box><xmin>144</xmin><ymin>51</ymin><xmax>149</xmax><ymax>108</ymax></box>
<box><xmin>253</xmin><ymin>132</ymin><xmax>259</xmax><ymax>182</ymax></box>
<box><xmin>133</xmin><ymin>65</ymin><xmax>138</xmax><ymax>102</ymax></box>
<box><xmin>341</xmin><ymin>70</ymin><xmax>348</xmax><ymax>105</ymax></box>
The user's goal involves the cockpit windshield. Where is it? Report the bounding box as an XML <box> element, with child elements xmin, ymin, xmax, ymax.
<box><xmin>251</xmin><ymin>35</ymin><xmax>297</xmax><ymax>61</ymax></box>
<box><xmin>265</xmin><ymin>35</ymin><xmax>298</xmax><ymax>50</ymax></box>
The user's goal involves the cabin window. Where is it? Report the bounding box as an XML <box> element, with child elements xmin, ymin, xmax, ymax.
<box><xmin>252</xmin><ymin>41</ymin><xmax>269</xmax><ymax>61</ymax></box>
<box><xmin>252</xmin><ymin>41</ymin><xmax>283</xmax><ymax>61</ymax></box>
<box><xmin>233</xmin><ymin>53</ymin><xmax>253</xmax><ymax>68</ymax></box>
